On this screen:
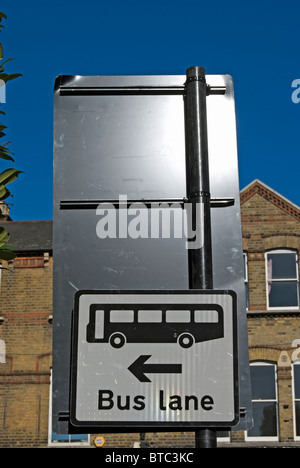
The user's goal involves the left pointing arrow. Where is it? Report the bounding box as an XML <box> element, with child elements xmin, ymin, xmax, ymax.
<box><xmin>128</xmin><ymin>355</ymin><xmax>182</xmax><ymax>383</ymax></box>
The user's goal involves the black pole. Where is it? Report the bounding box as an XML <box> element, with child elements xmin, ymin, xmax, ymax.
<box><xmin>185</xmin><ymin>66</ymin><xmax>217</xmax><ymax>448</ymax></box>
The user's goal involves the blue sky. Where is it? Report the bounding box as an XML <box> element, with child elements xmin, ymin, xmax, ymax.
<box><xmin>1</xmin><ymin>0</ymin><xmax>300</xmax><ymax>220</ymax></box>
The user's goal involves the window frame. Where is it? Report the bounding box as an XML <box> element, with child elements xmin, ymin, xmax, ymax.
<box><xmin>243</xmin><ymin>252</ymin><xmax>249</xmax><ymax>310</ymax></box>
<box><xmin>265</xmin><ymin>249</ymin><xmax>299</xmax><ymax>311</ymax></box>
<box><xmin>292</xmin><ymin>361</ymin><xmax>300</xmax><ymax>441</ymax></box>
<box><xmin>245</xmin><ymin>362</ymin><xmax>279</xmax><ymax>442</ymax></box>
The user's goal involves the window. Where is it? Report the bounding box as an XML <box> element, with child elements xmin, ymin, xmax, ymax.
<box><xmin>48</xmin><ymin>370</ymin><xmax>90</xmax><ymax>446</ymax></box>
<box><xmin>166</xmin><ymin>310</ymin><xmax>190</xmax><ymax>322</ymax></box>
<box><xmin>110</xmin><ymin>310</ymin><xmax>134</xmax><ymax>322</ymax></box>
<box><xmin>50</xmin><ymin>433</ymin><xmax>89</xmax><ymax>445</ymax></box>
<box><xmin>0</xmin><ymin>339</ymin><xmax>5</xmax><ymax>364</ymax></box>
<box><xmin>243</xmin><ymin>252</ymin><xmax>249</xmax><ymax>309</ymax></box>
<box><xmin>246</xmin><ymin>362</ymin><xmax>278</xmax><ymax>441</ymax></box>
<box><xmin>216</xmin><ymin>430</ymin><xmax>230</xmax><ymax>442</ymax></box>
<box><xmin>194</xmin><ymin>310</ymin><xmax>219</xmax><ymax>323</ymax></box>
<box><xmin>138</xmin><ymin>310</ymin><xmax>162</xmax><ymax>322</ymax></box>
<box><xmin>95</xmin><ymin>310</ymin><xmax>104</xmax><ymax>339</ymax></box>
<box><xmin>266</xmin><ymin>250</ymin><xmax>299</xmax><ymax>309</ymax></box>
<box><xmin>293</xmin><ymin>362</ymin><xmax>300</xmax><ymax>440</ymax></box>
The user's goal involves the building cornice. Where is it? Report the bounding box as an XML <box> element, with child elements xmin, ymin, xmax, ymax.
<box><xmin>240</xmin><ymin>179</ymin><xmax>300</xmax><ymax>221</ymax></box>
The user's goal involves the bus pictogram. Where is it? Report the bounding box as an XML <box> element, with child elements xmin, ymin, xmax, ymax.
<box><xmin>86</xmin><ymin>303</ymin><xmax>224</xmax><ymax>348</ymax></box>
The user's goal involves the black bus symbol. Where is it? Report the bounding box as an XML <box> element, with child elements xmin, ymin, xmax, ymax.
<box><xmin>86</xmin><ymin>303</ymin><xmax>224</xmax><ymax>348</ymax></box>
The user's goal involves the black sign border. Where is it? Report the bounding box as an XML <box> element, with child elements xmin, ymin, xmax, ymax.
<box><xmin>70</xmin><ymin>289</ymin><xmax>239</xmax><ymax>432</ymax></box>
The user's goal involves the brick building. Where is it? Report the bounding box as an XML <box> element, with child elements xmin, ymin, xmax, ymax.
<box><xmin>240</xmin><ymin>180</ymin><xmax>300</xmax><ymax>445</ymax></box>
<box><xmin>0</xmin><ymin>220</ymin><xmax>53</xmax><ymax>447</ymax></box>
<box><xmin>0</xmin><ymin>179</ymin><xmax>299</xmax><ymax>447</ymax></box>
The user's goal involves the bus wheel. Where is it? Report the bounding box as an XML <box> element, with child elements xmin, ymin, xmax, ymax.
<box><xmin>110</xmin><ymin>333</ymin><xmax>126</xmax><ymax>348</ymax></box>
<box><xmin>178</xmin><ymin>333</ymin><xmax>194</xmax><ymax>348</ymax></box>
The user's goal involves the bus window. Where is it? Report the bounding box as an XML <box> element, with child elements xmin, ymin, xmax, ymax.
<box><xmin>194</xmin><ymin>310</ymin><xmax>219</xmax><ymax>323</ymax></box>
<box><xmin>166</xmin><ymin>310</ymin><xmax>190</xmax><ymax>323</ymax></box>
<box><xmin>110</xmin><ymin>310</ymin><xmax>134</xmax><ymax>323</ymax></box>
<box><xmin>95</xmin><ymin>310</ymin><xmax>104</xmax><ymax>339</ymax></box>
<box><xmin>138</xmin><ymin>310</ymin><xmax>162</xmax><ymax>323</ymax></box>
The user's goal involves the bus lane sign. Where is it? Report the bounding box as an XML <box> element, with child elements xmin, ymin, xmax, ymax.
<box><xmin>70</xmin><ymin>290</ymin><xmax>239</xmax><ymax>429</ymax></box>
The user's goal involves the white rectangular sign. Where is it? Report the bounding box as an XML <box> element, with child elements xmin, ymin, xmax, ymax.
<box><xmin>70</xmin><ymin>290</ymin><xmax>238</xmax><ymax>429</ymax></box>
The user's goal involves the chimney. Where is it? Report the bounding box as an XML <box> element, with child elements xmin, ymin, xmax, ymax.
<box><xmin>0</xmin><ymin>201</ymin><xmax>11</xmax><ymax>220</ymax></box>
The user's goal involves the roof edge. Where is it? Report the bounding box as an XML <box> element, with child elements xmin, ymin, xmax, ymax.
<box><xmin>240</xmin><ymin>179</ymin><xmax>300</xmax><ymax>221</ymax></box>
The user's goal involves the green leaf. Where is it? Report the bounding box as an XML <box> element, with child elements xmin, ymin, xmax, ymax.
<box><xmin>0</xmin><ymin>43</ymin><xmax>3</xmax><ymax>62</ymax></box>
<box><xmin>0</xmin><ymin>168</ymin><xmax>22</xmax><ymax>185</ymax></box>
<box><xmin>0</xmin><ymin>58</ymin><xmax>15</xmax><ymax>67</ymax></box>
<box><xmin>0</xmin><ymin>72</ymin><xmax>22</xmax><ymax>83</ymax></box>
<box><xmin>0</xmin><ymin>144</ymin><xmax>13</xmax><ymax>152</ymax></box>
<box><xmin>0</xmin><ymin>226</ymin><xmax>7</xmax><ymax>237</ymax></box>
<box><xmin>0</xmin><ymin>12</ymin><xmax>7</xmax><ymax>21</ymax></box>
<box><xmin>0</xmin><ymin>239</ymin><xmax>16</xmax><ymax>260</ymax></box>
<box><xmin>1</xmin><ymin>243</ymin><xmax>15</xmax><ymax>250</ymax></box>
<box><xmin>0</xmin><ymin>186</ymin><xmax>10</xmax><ymax>200</ymax></box>
<box><xmin>0</xmin><ymin>145</ymin><xmax>14</xmax><ymax>154</ymax></box>
<box><xmin>0</xmin><ymin>237</ymin><xmax>9</xmax><ymax>248</ymax></box>
<box><xmin>0</xmin><ymin>248</ymin><xmax>16</xmax><ymax>261</ymax></box>
<box><xmin>0</xmin><ymin>150</ymin><xmax>14</xmax><ymax>162</ymax></box>
<box><xmin>0</xmin><ymin>227</ymin><xmax>9</xmax><ymax>247</ymax></box>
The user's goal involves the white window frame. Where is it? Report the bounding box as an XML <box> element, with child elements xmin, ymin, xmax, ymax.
<box><xmin>265</xmin><ymin>249</ymin><xmax>299</xmax><ymax>311</ymax></box>
<box><xmin>292</xmin><ymin>361</ymin><xmax>300</xmax><ymax>441</ymax></box>
<box><xmin>48</xmin><ymin>370</ymin><xmax>90</xmax><ymax>447</ymax></box>
<box><xmin>216</xmin><ymin>430</ymin><xmax>231</xmax><ymax>442</ymax></box>
<box><xmin>245</xmin><ymin>362</ymin><xmax>279</xmax><ymax>442</ymax></box>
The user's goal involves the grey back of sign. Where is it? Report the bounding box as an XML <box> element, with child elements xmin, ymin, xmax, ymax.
<box><xmin>52</xmin><ymin>74</ymin><xmax>252</xmax><ymax>433</ymax></box>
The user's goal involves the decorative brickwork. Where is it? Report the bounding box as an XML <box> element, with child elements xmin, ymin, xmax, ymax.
<box><xmin>240</xmin><ymin>180</ymin><xmax>300</xmax><ymax>222</ymax></box>
<box><xmin>13</xmin><ymin>256</ymin><xmax>44</xmax><ymax>268</ymax></box>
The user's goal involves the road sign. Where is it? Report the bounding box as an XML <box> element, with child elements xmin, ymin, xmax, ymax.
<box><xmin>70</xmin><ymin>290</ymin><xmax>238</xmax><ymax>428</ymax></box>
<box><xmin>52</xmin><ymin>73</ymin><xmax>253</xmax><ymax>435</ymax></box>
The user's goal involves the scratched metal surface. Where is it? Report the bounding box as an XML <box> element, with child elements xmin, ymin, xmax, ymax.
<box><xmin>52</xmin><ymin>74</ymin><xmax>252</xmax><ymax>433</ymax></box>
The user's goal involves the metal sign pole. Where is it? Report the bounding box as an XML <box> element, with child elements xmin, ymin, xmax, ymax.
<box><xmin>185</xmin><ymin>66</ymin><xmax>217</xmax><ymax>448</ymax></box>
